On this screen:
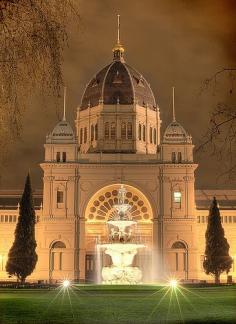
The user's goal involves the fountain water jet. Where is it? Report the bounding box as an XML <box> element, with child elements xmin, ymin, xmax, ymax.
<box><xmin>97</xmin><ymin>185</ymin><xmax>145</xmax><ymax>284</ymax></box>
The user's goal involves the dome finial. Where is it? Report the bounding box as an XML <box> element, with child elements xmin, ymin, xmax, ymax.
<box><xmin>117</xmin><ymin>14</ymin><xmax>120</xmax><ymax>44</ymax></box>
<box><xmin>113</xmin><ymin>14</ymin><xmax>125</xmax><ymax>62</ymax></box>
<box><xmin>63</xmin><ymin>86</ymin><xmax>67</xmax><ymax>121</ymax></box>
<box><xmin>172</xmin><ymin>86</ymin><xmax>176</xmax><ymax>122</ymax></box>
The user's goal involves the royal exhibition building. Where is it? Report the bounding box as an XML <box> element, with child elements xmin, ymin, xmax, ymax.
<box><xmin>0</xmin><ymin>35</ymin><xmax>236</xmax><ymax>285</ymax></box>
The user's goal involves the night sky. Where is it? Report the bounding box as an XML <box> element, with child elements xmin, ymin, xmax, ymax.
<box><xmin>1</xmin><ymin>0</ymin><xmax>236</xmax><ymax>190</ymax></box>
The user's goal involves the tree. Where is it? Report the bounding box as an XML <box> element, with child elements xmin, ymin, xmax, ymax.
<box><xmin>203</xmin><ymin>197</ymin><xmax>233</xmax><ymax>283</ymax></box>
<box><xmin>6</xmin><ymin>173</ymin><xmax>38</xmax><ymax>283</ymax></box>
<box><xmin>0</xmin><ymin>0</ymin><xmax>79</xmax><ymax>165</ymax></box>
<box><xmin>197</xmin><ymin>68</ymin><xmax>236</xmax><ymax>181</ymax></box>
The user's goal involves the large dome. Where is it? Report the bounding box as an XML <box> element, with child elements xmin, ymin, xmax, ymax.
<box><xmin>80</xmin><ymin>60</ymin><xmax>157</xmax><ymax>111</ymax></box>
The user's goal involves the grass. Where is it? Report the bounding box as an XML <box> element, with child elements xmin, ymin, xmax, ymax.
<box><xmin>0</xmin><ymin>285</ymin><xmax>235</xmax><ymax>324</ymax></box>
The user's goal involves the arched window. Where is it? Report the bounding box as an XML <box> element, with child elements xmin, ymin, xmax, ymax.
<box><xmin>51</xmin><ymin>241</ymin><xmax>66</xmax><ymax>271</ymax></box>
<box><xmin>150</xmin><ymin>127</ymin><xmax>153</xmax><ymax>144</ymax></box>
<box><xmin>127</xmin><ymin>122</ymin><xmax>132</xmax><ymax>139</ymax></box>
<box><xmin>84</xmin><ymin>127</ymin><xmax>87</xmax><ymax>143</ymax></box>
<box><xmin>51</xmin><ymin>241</ymin><xmax>66</xmax><ymax>249</ymax></box>
<box><xmin>138</xmin><ymin>124</ymin><xmax>142</xmax><ymax>140</ymax></box>
<box><xmin>143</xmin><ymin>125</ymin><xmax>146</xmax><ymax>141</ymax></box>
<box><xmin>80</xmin><ymin>128</ymin><xmax>83</xmax><ymax>144</ymax></box>
<box><xmin>178</xmin><ymin>152</ymin><xmax>182</xmax><ymax>163</ymax></box>
<box><xmin>95</xmin><ymin>124</ymin><xmax>98</xmax><ymax>140</ymax></box>
<box><xmin>154</xmin><ymin>128</ymin><xmax>157</xmax><ymax>145</ymax></box>
<box><xmin>171</xmin><ymin>241</ymin><xmax>186</xmax><ymax>249</ymax></box>
<box><xmin>104</xmin><ymin>122</ymin><xmax>109</xmax><ymax>139</ymax></box>
<box><xmin>91</xmin><ymin>125</ymin><xmax>94</xmax><ymax>141</ymax></box>
<box><xmin>121</xmin><ymin>122</ymin><xmax>126</xmax><ymax>139</ymax></box>
<box><xmin>111</xmin><ymin>122</ymin><xmax>116</xmax><ymax>139</ymax></box>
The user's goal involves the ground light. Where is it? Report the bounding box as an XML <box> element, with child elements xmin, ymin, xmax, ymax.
<box><xmin>62</xmin><ymin>280</ymin><xmax>70</xmax><ymax>288</ymax></box>
<box><xmin>169</xmin><ymin>279</ymin><xmax>178</xmax><ymax>288</ymax></box>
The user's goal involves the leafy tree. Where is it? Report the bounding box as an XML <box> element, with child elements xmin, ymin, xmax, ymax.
<box><xmin>6</xmin><ymin>173</ymin><xmax>38</xmax><ymax>283</ymax></box>
<box><xmin>203</xmin><ymin>197</ymin><xmax>233</xmax><ymax>283</ymax></box>
<box><xmin>0</xmin><ymin>0</ymin><xmax>79</xmax><ymax>165</ymax></box>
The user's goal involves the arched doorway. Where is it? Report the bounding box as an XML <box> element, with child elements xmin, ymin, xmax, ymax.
<box><xmin>84</xmin><ymin>184</ymin><xmax>154</xmax><ymax>282</ymax></box>
<box><xmin>171</xmin><ymin>241</ymin><xmax>188</xmax><ymax>280</ymax></box>
<box><xmin>49</xmin><ymin>241</ymin><xmax>66</xmax><ymax>282</ymax></box>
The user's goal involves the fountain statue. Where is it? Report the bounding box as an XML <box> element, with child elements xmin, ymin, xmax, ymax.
<box><xmin>97</xmin><ymin>185</ymin><xmax>145</xmax><ymax>284</ymax></box>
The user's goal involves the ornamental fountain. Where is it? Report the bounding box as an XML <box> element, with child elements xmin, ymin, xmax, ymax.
<box><xmin>97</xmin><ymin>185</ymin><xmax>145</xmax><ymax>284</ymax></box>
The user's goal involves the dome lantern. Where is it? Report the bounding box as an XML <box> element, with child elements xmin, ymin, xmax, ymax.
<box><xmin>112</xmin><ymin>14</ymin><xmax>125</xmax><ymax>62</ymax></box>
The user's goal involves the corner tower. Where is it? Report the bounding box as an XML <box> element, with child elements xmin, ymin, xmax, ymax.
<box><xmin>76</xmin><ymin>16</ymin><xmax>161</xmax><ymax>154</ymax></box>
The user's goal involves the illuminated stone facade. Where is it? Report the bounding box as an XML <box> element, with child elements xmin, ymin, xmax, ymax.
<box><xmin>0</xmin><ymin>38</ymin><xmax>236</xmax><ymax>283</ymax></box>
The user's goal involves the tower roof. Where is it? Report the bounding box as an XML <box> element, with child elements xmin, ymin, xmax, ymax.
<box><xmin>80</xmin><ymin>15</ymin><xmax>156</xmax><ymax>111</ymax></box>
<box><xmin>163</xmin><ymin>120</ymin><xmax>192</xmax><ymax>144</ymax></box>
<box><xmin>46</xmin><ymin>120</ymin><xmax>76</xmax><ymax>144</ymax></box>
<box><xmin>163</xmin><ymin>87</ymin><xmax>192</xmax><ymax>144</ymax></box>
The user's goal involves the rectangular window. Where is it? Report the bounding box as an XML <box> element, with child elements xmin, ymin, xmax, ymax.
<box><xmin>150</xmin><ymin>127</ymin><xmax>153</xmax><ymax>143</ymax></box>
<box><xmin>0</xmin><ymin>215</ymin><xmax>3</xmax><ymax>222</ymax></box>
<box><xmin>5</xmin><ymin>215</ymin><xmax>8</xmax><ymax>222</ymax></box>
<box><xmin>95</xmin><ymin>124</ymin><xmax>98</xmax><ymax>140</ymax></box>
<box><xmin>59</xmin><ymin>252</ymin><xmax>62</xmax><ymax>270</ymax></box>
<box><xmin>62</xmin><ymin>152</ymin><xmax>66</xmax><ymax>163</ymax></box>
<box><xmin>173</xmin><ymin>192</ymin><xmax>181</xmax><ymax>209</ymax></box>
<box><xmin>127</xmin><ymin>122</ymin><xmax>132</xmax><ymax>139</ymax></box>
<box><xmin>201</xmin><ymin>216</ymin><xmax>205</xmax><ymax>223</ymax></box>
<box><xmin>174</xmin><ymin>192</ymin><xmax>181</xmax><ymax>203</ymax></box>
<box><xmin>197</xmin><ymin>216</ymin><xmax>200</xmax><ymax>223</ymax></box>
<box><xmin>56</xmin><ymin>152</ymin><xmax>60</xmax><ymax>162</ymax></box>
<box><xmin>57</xmin><ymin>191</ymin><xmax>64</xmax><ymax>203</ymax></box>
<box><xmin>13</xmin><ymin>215</ymin><xmax>16</xmax><ymax>222</ymax></box>
<box><xmin>172</xmin><ymin>152</ymin><xmax>176</xmax><ymax>163</ymax></box>
<box><xmin>111</xmin><ymin>122</ymin><xmax>116</xmax><ymax>139</ymax></box>
<box><xmin>9</xmin><ymin>215</ymin><xmax>12</xmax><ymax>222</ymax></box>
<box><xmin>84</xmin><ymin>127</ymin><xmax>87</xmax><ymax>143</ymax></box>
<box><xmin>51</xmin><ymin>252</ymin><xmax>55</xmax><ymax>271</ymax></box>
<box><xmin>229</xmin><ymin>216</ymin><xmax>232</xmax><ymax>223</ymax></box>
<box><xmin>178</xmin><ymin>152</ymin><xmax>182</xmax><ymax>163</ymax></box>
<box><xmin>104</xmin><ymin>122</ymin><xmax>109</xmax><ymax>139</ymax></box>
<box><xmin>175</xmin><ymin>253</ymin><xmax>179</xmax><ymax>271</ymax></box>
<box><xmin>143</xmin><ymin>125</ymin><xmax>146</xmax><ymax>141</ymax></box>
<box><xmin>91</xmin><ymin>125</ymin><xmax>94</xmax><ymax>142</ymax></box>
<box><xmin>121</xmin><ymin>122</ymin><xmax>126</xmax><ymax>139</ymax></box>
<box><xmin>183</xmin><ymin>252</ymin><xmax>187</xmax><ymax>271</ymax></box>
<box><xmin>233</xmin><ymin>216</ymin><xmax>236</xmax><ymax>223</ymax></box>
<box><xmin>80</xmin><ymin>128</ymin><xmax>83</xmax><ymax>144</ymax></box>
<box><xmin>225</xmin><ymin>216</ymin><xmax>228</xmax><ymax>223</ymax></box>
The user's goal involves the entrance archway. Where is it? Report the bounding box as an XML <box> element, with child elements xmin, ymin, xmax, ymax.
<box><xmin>84</xmin><ymin>184</ymin><xmax>154</xmax><ymax>282</ymax></box>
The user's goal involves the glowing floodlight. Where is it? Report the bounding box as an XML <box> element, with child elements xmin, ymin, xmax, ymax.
<box><xmin>62</xmin><ymin>280</ymin><xmax>70</xmax><ymax>288</ymax></box>
<box><xmin>169</xmin><ymin>279</ymin><xmax>178</xmax><ymax>288</ymax></box>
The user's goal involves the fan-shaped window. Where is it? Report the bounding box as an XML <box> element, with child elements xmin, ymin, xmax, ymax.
<box><xmin>171</xmin><ymin>241</ymin><xmax>186</xmax><ymax>249</ymax></box>
<box><xmin>127</xmin><ymin>122</ymin><xmax>132</xmax><ymax>139</ymax></box>
<box><xmin>138</xmin><ymin>124</ymin><xmax>142</xmax><ymax>141</ymax></box>
<box><xmin>154</xmin><ymin>128</ymin><xmax>157</xmax><ymax>145</ymax></box>
<box><xmin>51</xmin><ymin>241</ymin><xmax>66</xmax><ymax>249</ymax></box>
<box><xmin>150</xmin><ymin>127</ymin><xmax>153</xmax><ymax>144</ymax></box>
<box><xmin>84</xmin><ymin>127</ymin><xmax>87</xmax><ymax>143</ymax></box>
<box><xmin>143</xmin><ymin>125</ymin><xmax>146</xmax><ymax>141</ymax></box>
<box><xmin>91</xmin><ymin>125</ymin><xmax>94</xmax><ymax>141</ymax></box>
<box><xmin>104</xmin><ymin>122</ymin><xmax>109</xmax><ymax>139</ymax></box>
<box><xmin>121</xmin><ymin>122</ymin><xmax>126</xmax><ymax>139</ymax></box>
<box><xmin>95</xmin><ymin>124</ymin><xmax>98</xmax><ymax>140</ymax></box>
<box><xmin>111</xmin><ymin>122</ymin><xmax>116</xmax><ymax>139</ymax></box>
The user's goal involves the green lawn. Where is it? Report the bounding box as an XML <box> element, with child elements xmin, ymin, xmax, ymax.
<box><xmin>0</xmin><ymin>285</ymin><xmax>235</xmax><ymax>324</ymax></box>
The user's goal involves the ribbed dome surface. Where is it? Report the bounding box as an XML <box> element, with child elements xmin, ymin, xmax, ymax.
<box><xmin>163</xmin><ymin>121</ymin><xmax>192</xmax><ymax>144</ymax></box>
<box><xmin>80</xmin><ymin>61</ymin><xmax>156</xmax><ymax>110</ymax></box>
<box><xmin>46</xmin><ymin>120</ymin><xmax>75</xmax><ymax>143</ymax></box>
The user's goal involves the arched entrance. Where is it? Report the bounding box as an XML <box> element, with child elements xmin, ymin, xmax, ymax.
<box><xmin>84</xmin><ymin>184</ymin><xmax>154</xmax><ymax>282</ymax></box>
<box><xmin>170</xmin><ymin>241</ymin><xmax>188</xmax><ymax>280</ymax></box>
<box><xmin>49</xmin><ymin>241</ymin><xmax>66</xmax><ymax>282</ymax></box>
